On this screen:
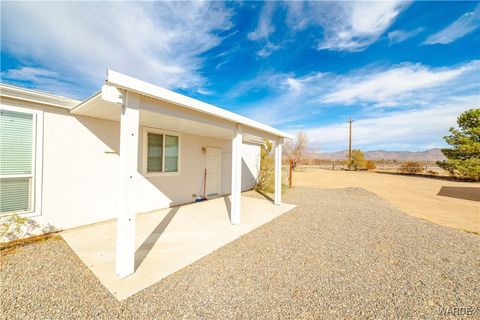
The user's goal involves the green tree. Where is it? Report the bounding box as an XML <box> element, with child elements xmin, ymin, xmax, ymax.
<box><xmin>348</xmin><ymin>149</ymin><xmax>367</xmax><ymax>170</ymax></box>
<box><xmin>437</xmin><ymin>108</ymin><xmax>480</xmax><ymax>181</ymax></box>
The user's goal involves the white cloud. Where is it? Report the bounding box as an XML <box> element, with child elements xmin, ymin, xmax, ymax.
<box><xmin>248</xmin><ymin>2</ymin><xmax>276</xmax><ymax>41</ymax></box>
<box><xmin>285</xmin><ymin>78</ymin><xmax>304</xmax><ymax>95</ymax></box>
<box><xmin>2</xmin><ymin>67</ymin><xmax>57</xmax><ymax>82</ymax></box>
<box><xmin>300</xmin><ymin>97</ymin><xmax>478</xmax><ymax>152</ymax></box>
<box><xmin>214</xmin><ymin>42</ymin><xmax>240</xmax><ymax>70</ymax></box>
<box><xmin>0</xmin><ymin>2</ymin><xmax>232</xmax><ymax>98</ymax></box>
<box><xmin>231</xmin><ymin>60</ymin><xmax>479</xmax><ymax>152</ymax></box>
<box><xmin>424</xmin><ymin>4</ymin><xmax>480</xmax><ymax>45</ymax></box>
<box><xmin>286</xmin><ymin>1</ymin><xmax>410</xmax><ymax>51</ymax></box>
<box><xmin>248</xmin><ymin>1</ymin><xmax>409</xmax><ymax>55</ymax></box>
<box><xmin>387</xmin><ymin>27</ymin><xmax>423</xmax><ymax>44</ymax></box>
<box><xmin>256</xmin><ymin>43</ymin><xmax>281</xmax><ymax>58</ymax></box>
<box><xmin>247</xmin><ymin>2</ymin><xmax>281</xmax><ymax>57</ymax></box>
<box><xmin>323</xmin><ymin>61</ymin><xmax>479</xmax><ymax>105</ymax></box>
<box><xmin>1</xmin><ymin>67</ymin><xmax>85</xmax><ymax>97</ymax></box>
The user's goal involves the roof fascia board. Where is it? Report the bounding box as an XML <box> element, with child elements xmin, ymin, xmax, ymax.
<box><xmin>0</xmin><ymin>83</ymin><xmax>80</xmax><ymax>109</ymax></box>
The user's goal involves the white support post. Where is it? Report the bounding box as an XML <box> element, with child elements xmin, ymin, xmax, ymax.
<box><xmin>115</xmin><ymin>91</ymin><xmax>140</xmax><ymax>278</ymax></box>
<box><xmin>230</xmin><ymin>124</ymin><xmax>243</xmax><ymax>225</ymax></box>
<box><xmin>274</xmin><ymin>137</ymin><xmax>283</xmax><ymax>205</ymax></box>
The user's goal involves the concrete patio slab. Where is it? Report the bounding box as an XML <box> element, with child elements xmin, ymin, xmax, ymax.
<box><xmin>61</xmin><ymin>194</ymin><xmax>295</xmax><ymax>300</ymax></box>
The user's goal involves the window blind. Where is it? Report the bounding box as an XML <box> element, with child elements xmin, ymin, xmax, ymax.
<box><xmin>0</xmin><ymin>110</ymin><xmax>33</xmax><ymax>175</ymax></box>
<box><xmin>0</xmin><ymin>110</ymin><xmax>34</xmax><ymax>215</ymax></box>
<box><xmin>0</xmin><ymin>178</ymin><xmax>31</xmax><ymax>213</ymax></box>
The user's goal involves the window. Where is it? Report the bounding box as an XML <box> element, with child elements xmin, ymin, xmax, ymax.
<box><xmin>147</xmin><ymin>133</ymin><xmax>163</xmax><ymax>172</ymax></box>
<box><xmin>0</xmin><ymin>108</ymin><xmax>42</xmax><ymax>216</ymax></box>
<box><xmin>164</xmin><ymin>135</ymin><xmax>179</xmax><ymax>172</ymax></box>
<box><xmin>143</xmin><ymin>129</ymin><xmax>180</xmax><ymax>174</ymax></box>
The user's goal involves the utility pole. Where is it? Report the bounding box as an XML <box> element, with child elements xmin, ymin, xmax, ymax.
<box><xmin>348</xmin><ymin>117</ymin><xmax>353</xmax><ymax>170</ymax></box>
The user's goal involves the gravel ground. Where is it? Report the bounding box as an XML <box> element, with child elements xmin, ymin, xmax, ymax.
<box><xmin>1</xmin><ymin>187</ymin><xmax>479</xmax><ymax>319</ymax></box>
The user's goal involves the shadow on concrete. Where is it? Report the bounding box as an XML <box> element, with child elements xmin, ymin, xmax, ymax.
<box><xmin>255</xmin><ymin>189</ymin><xmax>274</xmax><ymax>204</ymax></box>
<box><xmin>135</xmin><ymin>207</ymin><xmax>180</xmax><ymax>270</ymax></box>
<box><xmin>223</xmin><ymin>195</ymin><xmax>231</xmax><ymax>221</ymax></box>
<box><xmin>437</xmin><ymin>186</ymin><xmax>480</xmax><ymax>202</ymax></box>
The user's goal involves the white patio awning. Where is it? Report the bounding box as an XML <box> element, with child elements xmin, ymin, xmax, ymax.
<box><xmin>70</xmin><ymin>70</ymin><xmax>292</xmax><ymax>143</ymax></box>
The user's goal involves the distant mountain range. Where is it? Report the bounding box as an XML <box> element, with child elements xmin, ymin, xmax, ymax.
<box><xmin>312</xmin><ymin>148</ymin><xmax>447</xmax><ymax>162</ymax></box>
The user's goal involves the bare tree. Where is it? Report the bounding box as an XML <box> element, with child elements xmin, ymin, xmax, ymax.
<box><xmin>284</xmin><ymin>131</ymin><xmax>308</xmax><ymax>168</ymax></box>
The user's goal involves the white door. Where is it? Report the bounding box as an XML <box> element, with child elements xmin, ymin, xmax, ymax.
<box><xmin>206</xmin><ymin>147</ymin><xmax>222</xmax><ymax>196</ymax></box>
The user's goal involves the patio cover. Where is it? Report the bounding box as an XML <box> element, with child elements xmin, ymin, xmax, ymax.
<box><xmin>69</xmin><ymin>70</ymin><xmax>292</xmax><ymax>278</ymax></box>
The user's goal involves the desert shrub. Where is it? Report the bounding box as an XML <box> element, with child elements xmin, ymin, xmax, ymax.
<box><xmin>365</xmin><ymin>160</ymin><xmax>376</xmax><ymax>170</ymax></box>
<box><xmin>256</xmin><ymin>140</ymin><xmax>275</xmax><ymax>193</ymax></box>
<box><xmin>1</xmin><ymin>215</ymin><xmax>56</xmax><ymax>243</ymax></box>
<box><xmin>427</xmin><ymin>170</ymin><xmax>439</xmax><ymax>175</ymax></box>
<box><xmin>0</xmin><ymin>215</ymin><xmax>29</xmax><ymax>241</ymax></box>
<box><xmin>256</xmin><ymin>140</ymin><xmax>289</xmax><ymax>193</ymax></box>
<box><xmin>348</xmin><ymin>149</ymin><xmax>367</xmax><ymax>170</ymax></box>
<box><xmin>399</xmin><ymin>161</ymin><xmax>424</xmax><ymax>174</ymax></box>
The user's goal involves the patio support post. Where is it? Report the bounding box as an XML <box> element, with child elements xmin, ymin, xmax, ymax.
<box><xmin>274</xmin><ymin>137</ymin><xmax>283</xmax><ymax>205</ymax></box>
<box><xmin>230</xmin><ymin>124</ymin><xmax>243</xmax><ymax>225</ymax></box>
<box><xmin>115</xmin><ymin>91</ymin><xmax>140</xmax><ymax>278</ymax></box>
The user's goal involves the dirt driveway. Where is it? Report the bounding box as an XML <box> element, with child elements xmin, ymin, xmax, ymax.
<box><xmin>294</xmin><ymin>169</ymin><xmax>479</xmax><ymax>234</ymax></box>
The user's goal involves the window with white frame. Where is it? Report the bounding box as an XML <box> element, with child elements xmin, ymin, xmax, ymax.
<box><xmin>0</xmin><ymin>108</ymin><xmax>39</xmax><ymax>216</ymax></box>
<box><xmin>144</xmin><ymin>129</ymin><xmax>180</xmax><ymax>174</ymax></box>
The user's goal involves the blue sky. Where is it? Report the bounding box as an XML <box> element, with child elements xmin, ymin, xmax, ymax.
<box><xmin>1</xmin><ymin>1</ymin><xmax>479</xmax><ymax>152</ymax></box>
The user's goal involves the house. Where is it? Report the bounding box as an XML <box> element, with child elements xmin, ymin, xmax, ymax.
<box><xmin>0</xmin><ymin>70</ymin><xmax>292</xmax><ymax>277</ymax></box>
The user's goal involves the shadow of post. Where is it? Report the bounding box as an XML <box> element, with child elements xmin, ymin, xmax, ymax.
<box><xmin>255</xmin><ymin>189</ymin><xmax>274</xmax><ymax>204</ymax></box>
<box><xmin>134</xmin><ymin>207</ymin><xmax>179</xmax><ymax>270</ymax></box>
<box><xmin>223</xmin><ymin>195</ymin><xmax>231</xmax><ymax>221</ymax></box>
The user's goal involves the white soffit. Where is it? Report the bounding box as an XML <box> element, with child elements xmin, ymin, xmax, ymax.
<box><xmin>70</xmin><ymin>91</ymin><xmax>120</xmax><ymax>122</ymax></box>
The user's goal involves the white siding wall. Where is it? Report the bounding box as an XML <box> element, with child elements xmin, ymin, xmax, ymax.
<box><xmin>42</xmin><ymin>109</ymin><xmax>121</xmax><ymax>229</ymax></box>
<box><xmin>136</xmin><ymin>132</ymin><xmax>231</xmax><ymax>213</ymax></box>
<box><xmin>241</xmin><ymin>142</ymin><xmax>261</xmax><ymax>191</ymax></box>
<box><xmin>136</xmin><ymin>134</ymin><xmax>260</xmax><ymax>213</ymax></box>
<box><xmin>1</xmin><ymin>98</ymin><xmax>261</xmax><ymax>230</ymax></box>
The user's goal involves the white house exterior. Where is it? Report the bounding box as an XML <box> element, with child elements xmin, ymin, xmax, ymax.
<box><xmin>0</xmin><ymin>70</ymin><xmax>292</xmax><ymax>277</ymax></box>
